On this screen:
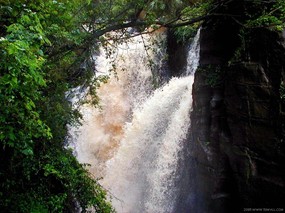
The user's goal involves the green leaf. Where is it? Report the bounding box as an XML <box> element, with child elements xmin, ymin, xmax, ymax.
<box><xmin>21</xmin><ymin>148</ymin><xmax>34</xmax><ymax>156</ymax></box>
<box><xmin>25</xmin><ymin>100</ymin><xmax>36</xmax><ymax>111</ymax></box>
<box><xmin>11</xmin><ymin>76</ymin><xmax>18</xmax><ymax>87</ymax></box>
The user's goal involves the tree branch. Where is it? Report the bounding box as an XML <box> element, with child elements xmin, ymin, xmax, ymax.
<box><xmin>92</xmin><ymin>21</ymin><xmax>146</xmax><ymax>38</ymax></box>
<box><xmin>163</xmin><ymin>14</ymin><xmax>211</xmax><ymax>28</ymax></box>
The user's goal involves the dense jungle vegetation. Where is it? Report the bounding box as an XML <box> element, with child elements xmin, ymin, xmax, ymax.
<box><xmin>0</xmin><ymin>0</ymin><xmax>284</xmax><ymax>212</ymax></box>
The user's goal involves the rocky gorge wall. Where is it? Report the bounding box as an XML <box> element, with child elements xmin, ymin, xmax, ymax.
<box><xmin>189</xmin><ymin>4</ymin><xmax>285</xmax><ymax>213</ymax></box>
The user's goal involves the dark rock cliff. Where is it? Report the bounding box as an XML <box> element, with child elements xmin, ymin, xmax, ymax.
<box><xmin>167</xmin><ymin>30</ymin><xmax>189</xmax><ymax>77</ymax></box>
<box><xmin>189</xmin><ymin>2</ymin><xmax>285</xmax><ymax>213</ymax></box>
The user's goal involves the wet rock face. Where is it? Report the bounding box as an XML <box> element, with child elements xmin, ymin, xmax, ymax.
<box><xmin>224</xmin><ymin>61</ymin><xmax>285</xmax><ymax>207</ymax></box>
<box><xmin>167</xmin><ymin>31</ymin><xmax>189</xmax><ymax>77</ymax></box>
<box><xmin>190</xmin><ymin>18</ymin><xmax>285</xmax><ymax>213</ymax></box>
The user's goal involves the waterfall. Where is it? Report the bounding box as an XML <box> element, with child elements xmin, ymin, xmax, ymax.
<box><xmin>69</xmin><ymin>29</ymin><xmax>200</xmax><ymax>212</ymax></box>
<box><xmin>186</xmin><ymin>28</ymin><xmax>201</xmax><ymax>76</ymax></box>
<box><xmin>68</xmin><ymin>33</ymin><xmax>166</xmax><ymax>176</ymax></box>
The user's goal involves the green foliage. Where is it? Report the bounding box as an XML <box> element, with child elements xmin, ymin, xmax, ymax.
<box><xmin>228</xmin><ymin>0</ymin><xmax>285</xmax><ymax>65</ymax></box>
<box><xmin>0</xmin><ymin>3</ymin><xmax>51</xmax><ymax>155</ymax></box>
<box><xmin>197</xmin><ymin>65</ymin><xmax>224</xmax><ymax>88</ymax></box>
<box><xmin>146</xmin><ymin>0</ymin><xmax>187</xmax><ymax>18</ymax></box>
<box><xmin>173</xmin><ymin>25</ymin><xmax>197</xmax><ymax>42</ymax></box>
<box><xmin>0</xmin><ymin>1</ymin><xmax>114</xmax><ymax>212</ymax></box>
<box><xmin>172</xmin><ymin>1</ymin><xmax>211</xmax><ymax>42</ymax></box>
<box><xmin>245</xmin><ymin>0</ymin><xmax>285</xmax><ymax>31</ymax></box>
<box><xmin>228</xmin><ymin>28</ymin><xmax>250</xmax><ymax>64</ymax></box>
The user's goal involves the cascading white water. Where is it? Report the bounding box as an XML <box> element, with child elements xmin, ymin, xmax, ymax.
<box><xmin>186</xmin><ymin>28</ymin><xmax>201</xmax><ymax>76</ymax></box>
<box><xmin>69</xmin><ymin>29</ymin><xmax>200</xmax><ymax>212</ymax></box>
<box><xmin>68</xmin><ymin>33</ymin><xmax>166</xmax><ymax>176</ymax></box>
<box><xmin>102</xmin><ymin>75</ymin><xmax>194</xmax><ymax>212</ymax></box>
